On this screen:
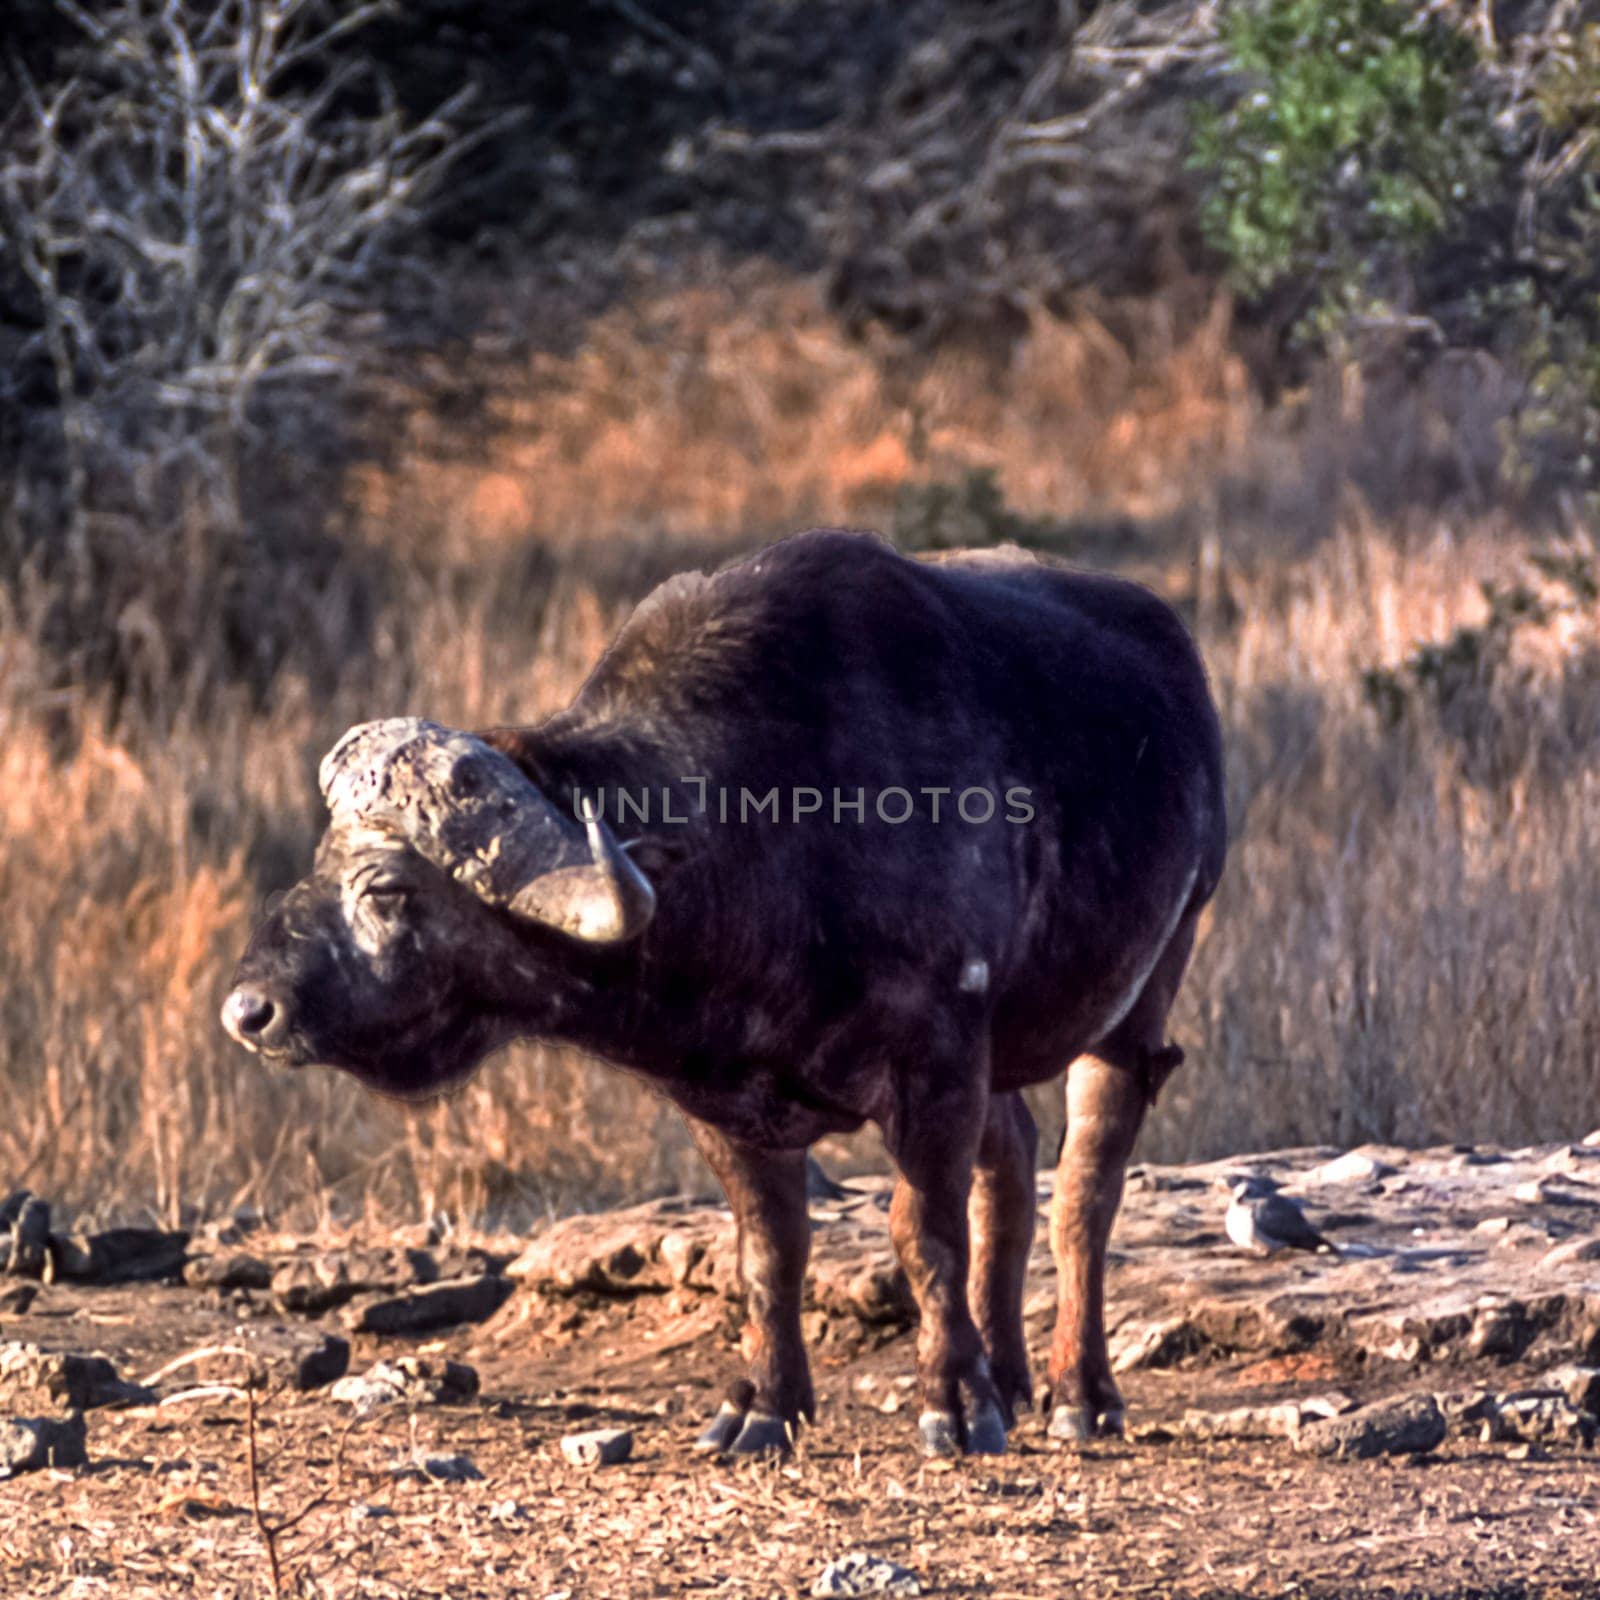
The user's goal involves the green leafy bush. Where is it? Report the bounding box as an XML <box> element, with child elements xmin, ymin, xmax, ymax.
<box><xmin>1194</xmin><ymin>0</ymin><xmax>1600</xmax><ymax>500</ymax></box>
<box><xmin>1190</xmin><ymin>0</ymin><xmax>1491</xmax><ymax>316</ymax></box>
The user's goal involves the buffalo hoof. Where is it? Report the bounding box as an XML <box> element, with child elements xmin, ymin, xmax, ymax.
<box><xmin>918</xmin><ymin>1399</ymin><xmax>1008</xmax><ymax>1458</ymax></box>
<box><xmin>728</xmin><ymin>1411</ymin><xmax>793</xmax><ymax>1456</ymax></box>
<box><xmin>990</xmin><ymin>1364</ymin><xmax>1034</xmax><ymax>1427</ymax></box>
<box><xmin>694</xmin><ymin>1401</ymin><xmax>795</xmax><ymax>1457</ymax></box>
<box><xmin>1047</xmin><ymin>1404</ymin><xmax>1125</xmax><ymax>1445</ymax></box>
<box><xmin>694</xmin><ymin>1401</ymin><xmax>746</xmax><ymax>1455</ymax></box>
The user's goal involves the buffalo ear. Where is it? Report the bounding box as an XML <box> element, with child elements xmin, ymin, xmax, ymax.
<box><xmin>472</xmin><ymin>726</ymin><xmax>543</xmax><ymax>777</ymax></box>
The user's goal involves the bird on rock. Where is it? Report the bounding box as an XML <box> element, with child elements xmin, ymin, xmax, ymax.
<box><xmin>1222</xmin><ymin>1175</ymin><xmax>1337</xmax><ymax>1256</ymax></box>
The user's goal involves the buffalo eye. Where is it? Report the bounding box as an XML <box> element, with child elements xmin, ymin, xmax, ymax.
<box><xmin>364</xmin><ymin>883</ymin><xmax>409</xmax><ymax>921</ymax></box>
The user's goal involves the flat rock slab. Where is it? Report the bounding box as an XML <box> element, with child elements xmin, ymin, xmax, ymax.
<box><xmin>183</xmin><ymin>1252</ymin><xmax>274</xmax><ymax>1291</ymax></box>
<box><xmin>513</xmin><ymin>1140</ymin><xmax>1600</xmax><ymax>1375</ymax></box>
<box><xmin>509</xmin><ymin>1191</ymin><xmax>912</xmax><ymax>1325</ymax></box>
<box><xmin>268</xmin><ymin>1244</ymin><xmax>512</xmax><ymax>1316</ymax></box>
<box><xmin>343</xmin><ymin>1273</ymin><xmax>511</xmax><ymax>1335</ymax></box>
<box><xmin>47</xmin><ymin>1228</ymin><xmax>189</xmax><ymax>1285</ymax></box>
<box><xmin>0</xmin><ymin>1342</ymin><xmax>154</xmax><ymax>1410</ymax></box>
<box><xmin>272</xmin><ymin>1247</ymin><xmax>440</xmax><ymax>1315</ymax></box>
<box><xmin>1295</xmin><ymin>1393</ymin><xmax>1447</xmax><ymax>1458</ymax></box>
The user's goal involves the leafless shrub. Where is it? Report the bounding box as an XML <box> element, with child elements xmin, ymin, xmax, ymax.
<box><xmin>0</xmin><ymin>0</ymin><xmax>491</xmax><ymax>705</ymax></box>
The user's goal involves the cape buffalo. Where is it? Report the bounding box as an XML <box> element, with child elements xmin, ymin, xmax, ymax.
<box><xmin>223</xmin><ymin>528</ymin><xmax>1226</xmax><ymax>1457</ymax></box>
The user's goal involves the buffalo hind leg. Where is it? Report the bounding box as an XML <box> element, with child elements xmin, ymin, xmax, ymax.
<box><xmin>1047</xmin><ymin>914</ymin><xmax>1196</xmax><ymax>1444</ymax></box>
<box><xmin>685</xmin><ymin>1120</ymin><xmax>813</xmax><ymax>1456</ymax></box>
<box><xmin>1045</xmin><ymin>1052</ymin><xmax>1146</xmax><ymax>1442</ymax></box>
<box><xmin>969</xmin><ymin>1091</ymin><xmax>1039</xmax><ymax>1425</ymax></box>
<box><xmin>885</xmin><ymin>1083</ymin><xmax>1009</xmax><ymax>1458</ymax></box>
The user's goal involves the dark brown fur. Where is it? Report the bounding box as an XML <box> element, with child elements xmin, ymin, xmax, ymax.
<box><xmin>225</xmin><ymin>530</ymin><xmax>1226</xmax><ymax>1455</ymax></box>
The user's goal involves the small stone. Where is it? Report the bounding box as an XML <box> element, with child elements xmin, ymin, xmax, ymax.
<box><xmin>0</xmin><ymin>1284</ymin><xmax>37</xmax><ymax>1317</ymax></box>
<box><xmin>292</xmin><ymin>1334</ymin><xmax>350</xmax><ymax>1392</ymax></box>
<box><xmin>1110</xmin><ymin>1315</ymin><xmax>1207</xmax><ymax>1372</ymax></box>
<box><xmin>1308</xmin><ymin>1151</ymin><xmax>1398</xmax><ymax>1185</ymax></box>
<box><xmin>1542</xmin><ymin>1146</ymin><xmax>1600</xmax><ymax>1174</ymax></box>
<box><xmin>811</xmin><ymin>1552</ymin><xmax>922</xmax><ymax>1596</ymax></box>
<box><xmin>329</xmin><ymin>1356</ymin><xmax>478</xmax><ymax>1412</ymax></box>
<box><xmin>835</xmin><ymin>1262</ymin><xmax>915</xmax><ymax>1326</ymax></box>
<box><xmin>1436</xmin><ymin>1389</ymin><xmax>1499</xmax><ymax>1430</ymax></box>
<box><xmin>0</xmin><ymin>1342</ymin><xmax>154</xmax><ymax>1410</ymax></box>
<box><xmin>183</xmin><ymin>1254</ymin><xmax>274</xmax><ymax>1292</ymax></box>
<box><xmin>658</xmin><ymin>1231</ymin><xmax>705</xmax><ymax>1288</ymax></box>
<box><xmin>1475</xmin><ymin>1216</ymin><xmax>1513</xmax><ymax>1235</ymax></box>
<box><xmin>1493</xmin><ymin>1222</ymin><xmax>1556</xmax><ymax>1251</ymax></box>
<box><xmin>1023</xmin><ymin>1287</ymin><xmax>1055</xmax><ymax>1320</ymax></box>
<box><xmin>1543</xmin><ymin>1364</ymin><xmax>1600</xmax><ymax>1415</ymax></box>
<box><xmin>1295</xmin><ymin>1393</ymin><xmax>1446</xmax><ymax>1459</ymax></box>
<box><xmin>343</xmin><ymin>1274</ymin><xmax>510</xmax><ymax>1336</ymax></box>
<box><xmin>1490</xmin><ymin>1392</ymin><xmax>1597</xmax><ymax>1446</ymax></box>
<box><xmin>1298</xmin><ymin>1391</ymin><xmax>1358</xmax><ymax>1420</ymax></box>
<box><xmin>1448</xmin><ymin>1149</ymin><xmax>1506</xmax><ymax>1170</ymax></box>
<box><xmin>0</xmin><ymin>1413</ymin><xmax>87</xmax><ymax>1476</ymax></box>
<box><xmin>559</xmin><ymin>1427</ymin><xmax>633</xmax><ymax>1467</ymax></box>
<box><xmin>1541</xmin><ymin>1236</ymin><xmax>1600</xmax><ymax>1269</ymax></box>
<box><xmin>414</xmin><ymin>1452</ymin><xmax>482</xmax><ymax>1482</ymax></box>
<box><xmin>1514</xmin><ymin>1178</ymin><xmax>1591</xmax><ymax>1207</ymax></box>
<box><xmin>6</xmin><ymin>1198</ymin><xmax>50</xmax><ymax>1279</ymax></box>
<box><xmin>394</xmin><ymin>1216</ymin><xmax>448</xmax><ymax>1250</ymax></box>
<box><xmin>1468</xmin><ymin>1302</ymin><xmax>1535</xmax><ymax>1362</ymax></box>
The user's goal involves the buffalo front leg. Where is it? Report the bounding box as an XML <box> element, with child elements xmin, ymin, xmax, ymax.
<box><xmin>685</xmin><ymin>1119</ymin><xmax>813</xmax><ymax>1456</ymax></box>
<box><xmin>969</xmin><ymin>1091</ymin><xmax>1039</xmax><ymax>1425</ymax></box>
<box><xmin>1045</xmin><ymin>1052</ymin><xmax>1150</xmax><ymax>1442</ymax></box>
<box><xmin>885</xmin><ymin>1089</ymin><xmax>1009</xmax><ymax>1458</ymax></box>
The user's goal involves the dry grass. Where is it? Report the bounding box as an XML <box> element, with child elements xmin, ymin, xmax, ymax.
<box><xmin>354</xmin><ymin>275</ymin><xmax>1251</xmax><ymax>555</ymax></box>
<box><xmin>2</xmin><ymin>275</ymin><xmax>1595</xmax><ymax>1226</ymax></box>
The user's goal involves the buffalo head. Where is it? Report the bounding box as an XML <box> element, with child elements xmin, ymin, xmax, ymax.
<box><xmin>221</xmin><ymin>718</ymin><xmax>655</xmax><ymax>1095</ymax></box>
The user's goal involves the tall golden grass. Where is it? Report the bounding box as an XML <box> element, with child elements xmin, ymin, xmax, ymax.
<box><xmin>3</xmin><ymin>277</ymin><xmax>1594</xmax><ymax>1226</ymax></box>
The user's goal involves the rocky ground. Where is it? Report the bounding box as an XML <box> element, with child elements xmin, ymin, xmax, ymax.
<box><xmin>3</xmin><ymin>1136</ymin><xmax>1600</xmax><ymax>1598</ymax></box>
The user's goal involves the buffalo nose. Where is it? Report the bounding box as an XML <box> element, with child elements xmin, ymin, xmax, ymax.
<box><xmin>222</xmin><ymin>986</ymin><xmax>286</xmax><ymax>1050</ymax></box>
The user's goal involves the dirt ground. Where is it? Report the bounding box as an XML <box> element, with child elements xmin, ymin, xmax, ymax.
<box><xmin>3</xmin><ymin>1271</ymin><xmax>1597</xmax><ymax>1600</ymax></box>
